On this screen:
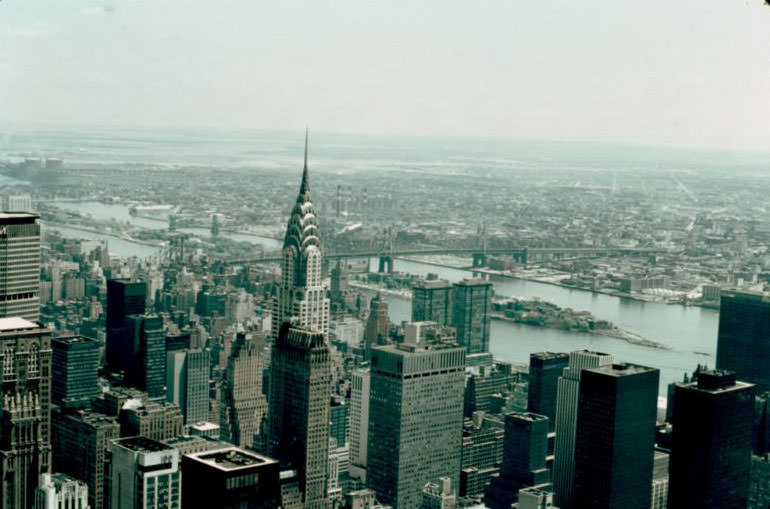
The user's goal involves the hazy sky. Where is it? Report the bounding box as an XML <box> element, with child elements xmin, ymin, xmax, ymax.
<box><xmin>2</xmin><ymin>1</ymin><xmax>770</xmax><ymax>151</ymax></box>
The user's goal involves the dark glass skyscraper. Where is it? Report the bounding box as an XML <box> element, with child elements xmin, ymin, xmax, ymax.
<box><xmin>528</xmin><ymin>352</ymin><xmax>569</xmax><ymax>432</ymax></box>
<box><xmin>573</xmin><ymin>363</ymin><xmax>659</xmax><ymax>509</ymax></box>
<box><xmin>716</xmin><ymin>290</ymin><xmax>770</xmax><ymax>392</ymax></box>
<box><xmin>124</xmin><ymin>314</ymin><xmax>166</xmax><ymax>399</ymax></box>
<box><xmin>51</xmin><ymin>335</ymin><xmax>99</xmax><ymax>409</ymax></box>
<box><xmin>668</xmin><ymin>370</ymin><xmax>755</xmax><ymax>508</ymax></box>
<box><xmin>452</xmin><ymin>278</ymin><xmax>492</xmax><ymax>354</ymax></box>
<box><xmin>105</xmin><ymin>279</ymin><xmax>146</xmax><ymax>372</ymax></box>
<box><xmin>412</xmin><ymin>278</ymin><xmax>453</xmax><ymax>326</ymax></box>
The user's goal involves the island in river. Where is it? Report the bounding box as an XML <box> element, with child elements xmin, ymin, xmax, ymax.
<box><xmin>492</xmin><ymin>297</ymin><xmax>670</xmax><ymax>350</ymax></box>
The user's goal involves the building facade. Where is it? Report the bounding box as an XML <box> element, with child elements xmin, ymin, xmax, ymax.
<box><xmin>166</xmin><ymin>348</ymin><xmax>210</xmax><ymax>425</ymax></box>
<box><xmin>109</xmin><ymin>437</ymin><xmax>180</xmax><ymax>509</ymax></box>
<box><xmin>0</xmin><ymin>213</ymin><xmax>40</xmax><ymax>321</ymax></box>
<box><xmin>452</xmin><ymin>278</ymin><xmax>492</xmax><ymax>354</ymax></box>
<box><xmin>527</xmin><ymin>352</ymin><xmax>569</xmax><ymax>432</ymax></box>
<box><xmin>34</xmin><ymin>473</ymin><xmax>89</xmax><ymax>509</ymax></box>
<box><xmin>105</xmin><ymin>279</ymin><xmax>146</xmax><ymax>373</ymax></box>
<box><xmin>51</xmin><ymin>335</ymin><xmax>99</xmax><ymax>409</ymax></box>
<box><xmin>412</xmin><ymin>278</ymin><xmax>453</xmax><ymax>326</ymax></box>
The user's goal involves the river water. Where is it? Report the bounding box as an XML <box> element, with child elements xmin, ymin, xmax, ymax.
<box><xmin>46</xmin><ymin>201</ymin><xmax>716</xmax><ymax>393</ymax></box>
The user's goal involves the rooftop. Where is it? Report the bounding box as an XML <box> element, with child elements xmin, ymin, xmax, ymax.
<box><xmin>590</xmin><ymin>362</ymin><xmax>658</xmax><ymax>377</ymax></box>
<box><xmin>0</xmin><ymin>317</ymin><xmax>42</xmax><ymax>332</ymax></box>
<box><xmin>187</xmin><ymin>447</ymin><xmax>278</xmax><ymax>471</ymax></box>
<box><xmin>52</xmin><ymin>335</ymin><xmax>98</xmax><ymax>345</ymax></box>
<box><xmin>114</xmin><ymin>436</ymin><xmax>172</xmax><ymax>453</ymax></box>
<box><xmin>0</xmin><ymin>212</ymin><xmax>39</xmax><ymax>224</ymax></box>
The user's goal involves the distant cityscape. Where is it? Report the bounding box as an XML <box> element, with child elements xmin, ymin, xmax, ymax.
<box><xmin>0</xmin><ymin>130</ymin><xmax>767</xmax><ymax>508</ymax></box>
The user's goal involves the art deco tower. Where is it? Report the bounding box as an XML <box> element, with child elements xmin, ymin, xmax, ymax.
<box><xmin>271</xmin><ymin>131</ymin><xmax>330</xmax><ymax>341</ymax></box>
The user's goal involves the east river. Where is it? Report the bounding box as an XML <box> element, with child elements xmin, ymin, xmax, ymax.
<box><xmin>45</xmin><ymin>201</ymin><xmax>719</xmax><ymax>394</ymax></box>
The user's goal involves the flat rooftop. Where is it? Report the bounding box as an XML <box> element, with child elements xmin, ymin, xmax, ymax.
<box><xmin>52</xmin><ymin>335</ymin><xmax>98</xmax><ymax>345</ymax></box>
<box><xmin>590</xmin><ymin>362</ymin><xmax>658</xmax><ymax>377</ymax></box>
<box><xmin>115</xmin><ymin>436</ymin><xmax>172</xmax><ymax>453</ymax></box>
<box><xmin>187</xmin><ymin>447</ymin><xmax>277</xmax><ymax>471</ymax></box>
<box><xmin>0</xmin><ymin>317</ymin><xmax>42</xmax><ymax>332</ymax></box>
<box><xmin>0</xmin><ymin>212</ymin><xmax>38</xmax><ymax>224</ymax></box>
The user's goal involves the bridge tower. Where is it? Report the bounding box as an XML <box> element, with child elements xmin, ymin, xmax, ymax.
<box><xmin>472</xmin><ymin>222</ymin><xmax>489</xmax><ymax>268</ymax></box>
<box><xmin>377</xmin><ymin>227</ymin><xmax>395</xmax><ymax>274</ymax></box>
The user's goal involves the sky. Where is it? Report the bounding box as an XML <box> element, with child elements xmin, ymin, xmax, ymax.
<box><xmin>1</xmin><ymin>0</ymin><xmax>770</xmax><ymax>151</ymax></box>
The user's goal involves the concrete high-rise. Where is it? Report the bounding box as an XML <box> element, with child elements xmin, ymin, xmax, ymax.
<box><xmin>363</xmin><ymin>292</ymin><xmax>389</xmax><ymax>360</ymax></box>
<box><xmin>51</xmin><ymin>335</ymin><xmax>99</xmax><ymax>409</ymax></box>
<box><xmin>271</xmin><ymin>131</ymin><xmax>330</xmax><ymax>342</ymax></box>
<box><xmin>220</xmin><ymin>333</ymin><xmax>268</xmax><ymax>449</ymax></box>
<box><xmin>412</xmin><ymin>278</ymin><xmax>453</xmax><ymax>326</ymax></box>
<box><xmin>105</xmin><ymin>279</ymin><xmax>146</xmax><ymax>372</ymax></box>
<box><xmin>573</xmin><ymin>363</ymin><xmax>659</xmax><ymax>509</ymax></box>
<box><xmin>367</xmin><ymin>341</ymin><xmax>465</xmax><ymax>508</ymax></box>
<box><xmin>349</xmin><ymin>368</ymin><xmax>370</xmax><ymax>481</ymax></box>
<box><xmin>0</xmin><ymin>318</ymin><xmax>52</xmax><ymax>508</ymax></box>
<box><xmin>0</xmin><ymin>213</ymin><xmax>41</xmax><ymax>321</ymax></box>
<box><xmin>166</xmin><ymin>348</ymin><xmax>210</xmax><ymax>425</ymax></box>
<box><xmin>268</xmin><ymin>324</ymin><xmax>332</xmax><ymax>509</ymax></box>
<box><xmin>452</xmin><ymin>278</ymin><xmax>492</xmax><ymax>354</ymax></box>
<box><xmin>109</xmin><ymin>437</ymin><xmax>180</xmax><ymax>509</ymax></box>
<box><xmin>668</xmin><ymin>370</ymin><xmax>754</xmax><ymax>508</ymax></box>
<box><xmin>34</xmin><ymin>473</ymin><xmax>89</xmax><ymax>509</ymax></box>
<box><xmin>528</xmin><ymin>352</ymin><xmax>569</xmax><ymax>432</ymax></box>
<box><xmin>716</xmin><ymin>290</ymin><xmax>770</xmax><ymax>392</ymax></box>
<box><xmin>552</xmin><ymin>350</ymin><xmax>613</xmax><ymax>509</ymax></box>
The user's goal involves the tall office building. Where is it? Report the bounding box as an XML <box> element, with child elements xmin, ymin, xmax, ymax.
<box><xmin>166</xmin><ymin>348</ymin><xmax>210</xmax><ymax>425</ymax></box>
<box><xmin>484</xmin><ymin>412</ymin><xmax>550</xmax><ymax>509</ymax></box>
<box><xmin>552</xmin><ymin>350</ymin><xmax>613</xmax><ymax>509</ymax></box>
<box><xmin>220</xmin><ymin>333</ymin><xmax>268</xmax><ymax>449</ymax></box>
<box><xmin>528</xmin><ymin>352</ymin><xmax>569</xmax><ymax>432</ymax></box>
<box><xmin>51</xmin><ymin>335</ymin><xmax>99</xmax><ymax>409</ymax></box>
<box><xmin>452</xmin><ymin>278</ymin><xmax>492</xmax><ymax>354</ymax></box>
<box><xmin>105</xmin><ymin>279</ymin><xmax>146</xmax><ymax>372</ymax></box>
<box><xmin>573</xmin><ymin>363</ymin><xmax>659</xmax><ymax>509</ymax></box>
<box><xmin>0</xmin><ymin>213</ymin><xmax>40</xmax><ymax>321</ymax></box>
<box><xmin>268</xmin><ymin>324</ymin><xmax>332</xmax><ymax>509</ymax></box>
<box><xmin>363</xmin><ymin>292</ymin><xmax>389</xmax><ymax>360</ymax></box>
<box><xmin>109</xmin><ymin>437</ymin><xmax>180</xmax><ymax>509</ymax></box>
<box><xmin>460</xmin><ymin>412</ymin><xmax>505</xmax><ymax>498</ymax></box>
<box><xmin>716</xmin><ymin>290</ymin><xmax>770</xmax><ymax>392</ymax></box>
<box><xmin>668</xmin><ymin>370</ymin><xmax>754</xmax><ymax>508</ymax></box>
<box><xmin>121</xmin><ymin>400</ymin><xmax>184</xmax><ymax>442</ymax></box>
<box><xmin>349</xmin><ymin>368</ymin><xmax>370</xmax><ymax>481</ymax></box>
<box><xmin>34</xmin><ymin>473</ymin><xmax>89</xmax><ymax>509</ymax></box>
<box><xmin>367</xmin><ymin>341</ymin><xmax>465</xmax><ymax>508</ymax></box>
<box><xmin>181</xmin><ymin>447</ymin><xmax>282</xmax><ymax>508</ymax></box>
<box><xmin>0</xmin><ymin>318</ymin><xmax>52</xmax><ymax>508</ymax></box>
<box><xmin>125</xmin><ymin>314</ymin><xmax>166</xmax><ymax>399</ymax></box>
<box><xmin>271</xmin><ymin>131</ymin><xmax>330</xmax><ymax>342</ymax></box>
<box><xmin>52</xmin><ymin>410</ymin><xmax>119</xmax><ymax>509</ymax></box>
<box><xmin>412</xmin><ymin>278</ymin><xmax>453</xmax><ymax>326</ymax></box>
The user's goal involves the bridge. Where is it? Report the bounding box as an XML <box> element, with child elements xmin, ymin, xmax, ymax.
<box><xmin>222</xmin><ymin>246</ymin><xmax>668</xmax><ymax>272</ymax></box>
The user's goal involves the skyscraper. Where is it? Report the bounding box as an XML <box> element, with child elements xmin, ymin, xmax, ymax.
<box><xmin>109</xmin><ymin>437</ymin><xmax>180</xmax><ymax>509</ymax></box>
<box><xmin>0</xmin><ymin>213</ymin><xmax>41</xmax><ymax>321</ymax></box>
<box><xmin>367</xmin><ymin>341</ymin><xmax>465</xmax><ymax>508</ymax></box>
<box><xmin>452</xmin><ymin>278</ymin><xmax>492</xmax><ymax>354</ymax></box>
<box><xmin>166</xmin><ymin>348</ymin><xmax>210</xmax><ymax>425</ymax></box>
<box><xmin>412</xmin><ymin>278</ymin><xmax>453</xmax><ymax>326</ymax></box>
<box><xmin>124</xmin><ymin>314</ymin><xmax>166</xmax><ymax>399</ymax></box>
<box><xmin>668</xmin><ymin>370</ymin><xmax>754</xmax><ymax>508</ymax></box>
<box><xmin>34</xmin><ymin>473</ymin><xmax>89</xmax><ymax>509</ymax></box>
<box><xmin>271</xmin><ymin>131</ymin><xmax>330</xmax><ymax>342</ymax></box>
<box><xmin>268</xmin><ymin>324</ymin><xmax>332</xmax><ymax>509</ymax></box>
<box><xmin>363</xmin><ymin>292</ymin><xmax>389</xmax><ymax>360</ymax></box>
<box><xmin>51</xmin><ymin>335</ymin><xmax>99</xmax><ymax>409</ymax></box>
<box><xmin>552</xmin><ymin>350</ymin><xmax>613</xmax><ymax>509</ymax></box>
<box><xmin>716</xmin><ymin>290</ymin><xmax>770</xmax><ymax>392</ymax></box>
<box><xmin>484</xmin><ymin>412</ymin><xmax>550</xmax><ymax>509</ymax></box>
<box><xmin>220</xmin><ymin>333</ymin><xmax>268</xmax><ymax>449</ymax></box>
<box><xmin>349</xmin><ymin>368</ymin><xmax>370</xmax><ymax>481</ymax></box>
<box><xmin>105</xmin><ymin>279</ymin><xmax>146</xmax><ymax>372</ymax></box>
<box><xmin>0</xmin><ymin>317</ymin><xmax>52</xmax><ymax>508</ymax></box>
<box><xmin>527</xmin><ymin>352</ymin><xmax>569</xmax><ymax>432</ymax></box>
<box><xmin>573</xmin><ymin>363</ymin><xmax>659</xmax><ymax>509</ymax></box>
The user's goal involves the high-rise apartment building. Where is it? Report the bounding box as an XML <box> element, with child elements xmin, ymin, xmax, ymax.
<box><xmin>452</xmin><ymin>278</ymin><xmax>492</xmax><ymax>354</ymax></box>
<box><xmin>268</xmin><ymin>324</ymin><xmax>332</xmax><ymax>509</ymax></box>
<box><xmin>716</xmin><ymin>290</ymin><xmax>770</xmax><ymax>392</ymax></box>
<box><xmin>552</xmin><ymin>350</ymin><xmax>613</xmax><ymax>509</ymax></box>
<box><xmin>528</xmin><ymin>352</ymin><xmax>569</xmax><ymax>431</ymax></box>
<box><xmin>105</xmin><ymin>279</ymin><xmax>146</xmax><ymax>372</ymax></box>
<box><xmin>367</xmin><ymin>341</ymin><xmax>465</xmax><ymax>508</ymax></box>
<box><xmin>109</xmin><ymin>437</ymin><xmax>180</xmax><ymax>509</ymax></box>
<box><xmin>573</xmin><ymin>363</ymin><xmax>659</xmax><ymax>509</ymax></box>
<box><xmin>271</xmin><ymin>132</ymin><xmax>330</xmax><ymax>342</ymax></box>
<box><xmin>166</xmin><ymin>348</ymin><xmax>210</xmax><ymax>425</ymax></box>
<box><xmin>484</xmin><ymin>412</ymin><xmax>550</xmax><ymax>509</ymax></box>
<box><xmin>181</xmin><ymin>447</ymin><xmax>282</xmax><ymax>508</ymax></box>
<box><xmin>220</xmin><ymin>333</ymin><xmax>268</xmax><ymax>449</ymax></box>
<box><xmin>363</xmin><ymin>292</ymin><xmax>389</xmax><ymax>360</ymax></box>
<box><xmin>0</xmin><ymin>318</ymin><xmax>52</xmax><ymax>508</ymax></box>
<box><xmin>0</xmin><ymin>213</ymin><xmax>41</xmax><ymax>321</ymax></box>
<box><xmin>51</xmin><ymin>409</ymin><xmax>120</xmax><ymax>509</ymax></box>
<box><xmin>668</xmin><ymin>370</ymin><xmax>755</xmax><ymax>508</ymax></box>
<box><xmin>51</xmin><ymin>335</ymin><xmax>99</xmax><ymax>409</ymax></box>
<box><xmin>412</xmin><ymin>278</ymin><xmax>453</xmax><ymax>326</ymax></box>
